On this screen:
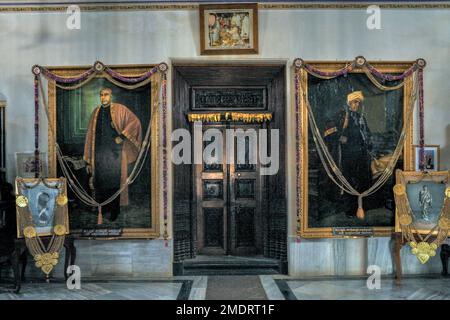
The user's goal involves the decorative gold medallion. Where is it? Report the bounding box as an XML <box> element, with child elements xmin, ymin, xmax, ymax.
<box><xmin>41</xmin><ymin>264</ymin><xmax>54</xmax><ymax>275</ymax></box>
<box><xmin>16</xmin><ymin>195</ymin><xmax>29</xmax><ymax>208</ymax></box>
<box><xmin>35</xmin><ymin>252</ymin><xmax>59</xmax><ymax>275</ymax></box>
<box><xmin>94</xmin><ymin>61</ymin><xmax>105</xmax><ymax>72</ymax></box>
<box><xmin>294</xmin><ymin>58</ymin><xmax>304</xmax><ymax>68</ymax></box>
<box><xmin>410</xmin><ymin>241</ymin><xmax>436</xmax><ymax>264</ymax></box>
<box><xmin>32</xmin><ymin>65</ymin><xmax>41</xmax><ymax>75</ymax></box>
<box><xmin>393</xmin><ymin>184</ymin><xmax>405</xmax><ymax>195</ymax></box>
<box><xmin>23</xmin><ymin>226</ymin><xmax>36</xmax><ymax>238</ymax></box>
<box><xmin>416</xmin><ymin>58</ymin><xmax>427</xmax><ymax>69</ymax></box>
<box><xmin>399</xmin><ymin>214</ymin><xmax>412</xmax><ymax>226</ymax></box>
<box><xmin>56</xmin><ymin>194</ymin><xmax>68</xmax><ymax>206</ymax></box>
<box><xmin>42</xmin><ymin>253</ymin><xmax>52</xmax><ymax>264</ymax></box>
<box><xmin>355</xmin><ymin>56</ymin><xmax>367</xmax><ymax>67</ymax></box>
<box><xmin>439</xmin><ymin>217</ymin><xmax>449</xmax><ymax>229</ymax></box>
<box><xmin>158</xmin><ymin>62</ymin><xmax>168</xmax><ymax>72</ymax></box>
<box><xmin>53</xmin><ymin>224</ymin><xmax>66</xmax><ymax>236</ymax></box>
<box><xmin>35</xmin><ymin>260</ymin><xmax>42</xmax><ymax>268</ymax></box>
<box><xmin>417</xmin><ymin>253</ymin><xmax>430</xmax><ymax>264</ymax></box>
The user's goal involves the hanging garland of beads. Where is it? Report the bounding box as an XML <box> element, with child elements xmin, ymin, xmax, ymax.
<box><xmin>294</xmin><ymin>61</ymin><xmax>302</xmax><ymax>242</ymax></box>
<box><xmin>159</xmin><ymin>63</ymin><xmax>169</xmax><ymax>244</ymax></box>
<box><xmin>33</xmin><ymin>72</ymin><xmax>40</xmax><ymax>178</ymax></box>
<box><xmin>417</xmin><ymin>61</ymin><xmax>427</xmax><ymax>171</ymax></box>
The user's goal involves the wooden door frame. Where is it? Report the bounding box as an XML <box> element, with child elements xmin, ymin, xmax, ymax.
<box><xmin>172</xmin><ymin>61</ymin><xmax>287</xmax><ymax>269</ymax></box>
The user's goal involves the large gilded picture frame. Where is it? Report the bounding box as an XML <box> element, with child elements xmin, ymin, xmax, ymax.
<box><xmin>47</xmin><ymin>65</ymin><xmax>160</xmax><ymax>239</ymax></box>
<box><xmin>297</xmin><ymin>61</ymin><xmax>415</xmax><ymax>238</ymax></box>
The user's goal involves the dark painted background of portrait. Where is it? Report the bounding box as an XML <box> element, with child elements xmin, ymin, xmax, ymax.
<box><xmin>56</xmin><ymin>78</ymin><xmax>151</xmax><ymax>230</ymax></box>
<box><xmin>307</xmin><ymin>73</ymin><xmax>404</xmax><ymax>228</ymax></box>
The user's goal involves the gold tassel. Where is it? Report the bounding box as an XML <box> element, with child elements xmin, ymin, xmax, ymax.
<box><xmin>356</xmin><ymin>195</ymin><xmax>365</xmax><ymax>220</ymax></box>
<box><xmin>97</xmin><ymin>206</ymin><xmax>103</xmax><ymax>225</ymax></box>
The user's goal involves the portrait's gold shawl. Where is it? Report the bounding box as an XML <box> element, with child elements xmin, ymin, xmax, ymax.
<box><xmin>83</xmin><ymin>103</ymin><xmax>142</xmax><ymax>206</ymax></box>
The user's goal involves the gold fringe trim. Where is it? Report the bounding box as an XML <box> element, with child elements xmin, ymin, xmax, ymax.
<box><xmin>187</xmin><ymin>112</ymin><xmax>273</xmax><ymax>123</ymax></box>
<box><xmin>187</xmin><ymin>113</ymin><xmax>221</xmax><ymax>123</ymax></box>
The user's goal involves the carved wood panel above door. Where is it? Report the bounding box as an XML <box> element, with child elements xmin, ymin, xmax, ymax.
<box><xmin>191</xmin><ymin>87</ymin><xmax>267</xmax><ymax>110</ymax></box>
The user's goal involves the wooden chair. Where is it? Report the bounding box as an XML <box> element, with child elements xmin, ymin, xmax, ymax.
<box><xmin>0</xmin><ymin>180</ymin><xmax>77</xmax><ymax>292</ymax></box>
<box><xmin>0</xmin><ymin>182</ymin><xmax>23</xmax><ymax>293</ymax></box>
<box><xmin>441</xmin><ymin>244</ymin><xmax>450</xmax><ymax>276</ymax></box>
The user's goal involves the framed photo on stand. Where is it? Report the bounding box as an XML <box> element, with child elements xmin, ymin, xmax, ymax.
<box><xmin>414</xmin><ymin>145</ymin><xmax>440</xmax><ymax>171</ymax></box>
<box><xmin>15</xmin><ymin>152</ymin><xmax>48</xmax><ymax>178</ymax></box>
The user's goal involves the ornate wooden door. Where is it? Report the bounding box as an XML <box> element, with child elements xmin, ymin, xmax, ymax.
<box><xmin>196</xmin><ymin>123</ymin><xmax>263</xmax><ymax>255</ymax></box>
<box><xmin>195</xmin><ymin>124</ymin><xmax>228</xmax><ymax>255</ymax></box>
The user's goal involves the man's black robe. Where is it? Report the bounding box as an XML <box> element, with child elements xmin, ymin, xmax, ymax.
<box><xmin>94</xmin><ymin>105</ymin><xmax>122</xmax><ymax>221</ymax></box>
<box><xmin>322</xmin><ymin>107</ymin><xmax>373</xmax><ymax>215</ymax></box>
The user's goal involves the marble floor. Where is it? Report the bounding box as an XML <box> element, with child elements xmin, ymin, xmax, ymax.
<box><xmin>273</xmin><ymin>276</ymin><xmax>450</xmax><ymax>300</ymax></box>
<box><xmin>1</xmin><ymin>275</ymin><xmax>450</xmax><ymax>300</ymax></box>
<box><xmin>206</xmin><ymin>276</ymin><xmax>268</xmax><ymax>300</ymax></box>
<box><xmin>0</xmin><ymin>279</ymin><xmax>194</xmax><ymax>300</ymax></box>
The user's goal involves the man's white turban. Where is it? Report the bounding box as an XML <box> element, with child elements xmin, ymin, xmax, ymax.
<box><xmin>347</xmin><ymin>91</ymin><xmax>364</xmax><ymax>105</ymax></box>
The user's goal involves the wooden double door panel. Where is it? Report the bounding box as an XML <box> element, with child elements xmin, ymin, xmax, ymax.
<box><xmin>196</xmin><ymin>124</ymin><xmax>263</xmax><ymax>256</ymax></box>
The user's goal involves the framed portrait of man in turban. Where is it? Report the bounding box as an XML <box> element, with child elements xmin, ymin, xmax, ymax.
<box><xmin>47</xmin><ymin>65</ymin><xmax>161</xmax><ymax>238</ymax></box>
<box><xmin>297</xmin><ymin>60</ymin><xmax>416</xmax><ymax>238</ymax></box>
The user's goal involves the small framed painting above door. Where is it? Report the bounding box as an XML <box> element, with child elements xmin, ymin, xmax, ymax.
<box><xmin>199</xmin><ymin>3</ymin><xmax>259</xmax><ymax>55</ymax></box>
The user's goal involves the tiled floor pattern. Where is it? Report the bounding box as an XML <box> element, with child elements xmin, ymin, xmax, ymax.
<box><xmin>0</xmin><ymin>279</ymin><xmax>192</xmax><ymax>300</ymax></box>
<box><xmin>275</xmin><ymin>276</ymin><xmax>450</xmax><ymax>300</ymax></box>
<box><xmin>206</xmin><ymin>276</ymin><xmax>267</xmax><ymax>300</ymax></box>
<box><xmin>1</xmin><ymin>276</ymin><xmax>450</xmax><ymax>300</ymax></box>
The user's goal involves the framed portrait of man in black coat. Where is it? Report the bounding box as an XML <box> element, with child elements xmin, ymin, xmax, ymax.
<box><xmin>47</xmin><ymin>65</ymin><xmax>161</xmax><ymax>239</ymax></box>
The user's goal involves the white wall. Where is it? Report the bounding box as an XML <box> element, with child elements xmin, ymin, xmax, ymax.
<box><xmin>0</xmin><ymin>7</ymin><xmax>449</xmax><ymax>276</ymax></box>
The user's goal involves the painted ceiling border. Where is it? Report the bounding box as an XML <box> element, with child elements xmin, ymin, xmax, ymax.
<box><xmin>0</xmin><ymin>1</ymin><xmax>450</xmax><ymax>12</ymax></box>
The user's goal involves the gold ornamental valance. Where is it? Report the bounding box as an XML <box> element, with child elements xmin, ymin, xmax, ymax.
<box><xmin>188</xmin><ymin>113</ymin><xmax>222</xmax><ymax>123</ymax></box>
<box><xmin>187</xmin><ymin>112</ymin><xmax>273</xmax><ymax>123</ymax></box>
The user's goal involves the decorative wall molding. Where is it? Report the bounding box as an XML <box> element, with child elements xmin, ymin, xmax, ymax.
<box><xmin>1</xmin><ymin>2</ymin><xmax>450</xmax><ymax>13</ymax></box>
